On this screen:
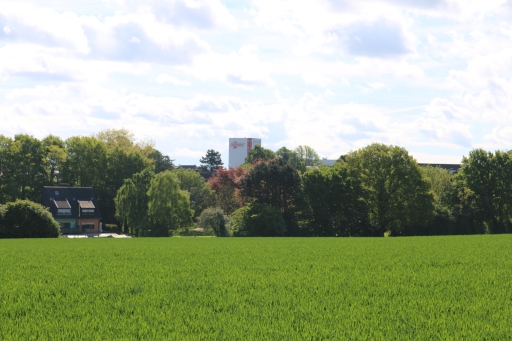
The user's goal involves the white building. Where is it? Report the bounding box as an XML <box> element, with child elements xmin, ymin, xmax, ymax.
<box><xmin>228</xmin><ymin>138</ymin><xmax>261</xmax><ymax>168</ymax></box>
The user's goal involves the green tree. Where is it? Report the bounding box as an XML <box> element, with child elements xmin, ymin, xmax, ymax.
<box><xmin>115</xmin><ymin>169</ymin><xmax>154</xmax><ymax>236</ymax></box>
<box><xmin>61</xmin><ymin>136</ymin><xmax>108</xmax><ymax>188</ymax></box>
<box><xmin>276</xmin><ymin>147</ymin><xmax>302</xmax><ymax>170</ymax></box>
<box><xmin>231</xmin><ymin>204</ymin><xmax>286</xmax><ymax>236</ymax></box>
<box><xmin>197</xmin><ymin>207</ymin><xmax>231</xmax><ymax>236</ymax></box>
<box><xmin>345</xmin><ymin>143</ymin><xmax>434</xmax><ymax>236</ymax></box>
<box><xmin>303</xmin><ymin>163</ymin><xmax>368</xmax><ymax>236</ymax></box>
<box><xmin>245</xmin><ymin>145</ymin><xmax>275</xmax><ymax>164</ymax></box>
<box><xmin>0</xmin><ymin>134</ymin><xmax>48</xmax><ymax>202</ymax></box>
<box><xmin>420</xmin><ymin>166</ymin><xmax>456</xmax><ymax>235</ymax></box>
<box><xmin>200</xmin><ymin>149</ymin><xmax>223</xmax><ymax>173</ymax></box>
<box><xmin>453</xmin><ymin>149</ymin><xmax>512</xmax><ymax>234</ymax></box>
<box><xmin>101</xmin><ymin>147</ymin><xmax>152</xmax><ymax>224</ymax></box>
<box><xmin>95</xmin><ymin>128</ymin><xmax>136</xmax><ymax>151</ymax></box>
<box><xmin>147</xmin><ymin>149</ymin><xmax>174</xmax><ymax>174</ymax></box>
<box><xmin>42</xmin><ymin>135</ymin><xmax>66</xmax><ymax>185</ymax></box>
<box><xmin>0</xmin><ymin>200</ymin><xmax>60</xmax><ymax>238</ymax></box>
<box><xmin>294</xmin><ymin>145</ymin><xmax>321</xmax><ymax>170</ymax></box>
<box><xmin>239</xmin><ymin>158</ymin><xmax>302</xmax><ymax>235</ymax></box>
<box><xmin>147</xmin><ymin>171</ymin><xmax>193</xmax><ymax>236</ymax></box>
<box><xmin>172</xmin><ymin>168</ymin><xmax>215</xmax><ymax>218</ymax></box>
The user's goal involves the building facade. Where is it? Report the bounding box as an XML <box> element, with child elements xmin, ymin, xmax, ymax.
<box><xmin>41</xmin><ymin>186</ymin><xmax>102</xmax><ymax>234</ymax></box>
<box><xmin>228</xmin><ymin>138</ymin><xmax>261</xmax><ymax>168</ymax></box>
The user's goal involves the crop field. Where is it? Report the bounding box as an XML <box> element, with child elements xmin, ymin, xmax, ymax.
<box><xmin>1</xmin><ymin>236</ymin><xmax>511</xmax><ymax>340</ymax></box>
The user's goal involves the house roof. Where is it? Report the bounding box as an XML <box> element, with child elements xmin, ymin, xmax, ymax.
<box><xmin>78</xmin><ymin>200</ymin><xmax>95</xmax><ymax>209</ymax></box>
<box><xmin>41</xmin><ymin>186</ymin><xmax>101</xmax><ymax>219</ymax></box>
<box><xmin>54</xmin><ymin>200</ymin><xmax>71</xmax><ymax>209</ymax></box>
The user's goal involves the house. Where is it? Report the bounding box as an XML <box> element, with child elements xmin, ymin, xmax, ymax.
<box><xmin>41</xmin><ymin>186</ymin><xmax>102</xmax><ymax>234</ymax></box>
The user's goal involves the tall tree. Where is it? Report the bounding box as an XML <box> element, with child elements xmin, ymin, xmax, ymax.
<box><xmin>276</xmin><ymin>147</ymin><xmax>302</xmax><ymax>170</ymax></box>
<box><xmin>42</xmin><ymin>135</ymin><xmax>66</xmax><ymax>185</ymax></box>
<box><xmin>239</xmin><ymin>158</ymin><xmax>302</xmax><ymax>235</ymax></box>
<box><xmin>208</xmin><ymin>167</ymin><xmax>247</xmax><ymax>215</ymax></box>
<box><xmin>294</xmin><ymin>145</ymin><xmax>321</xmax><ymax>171</ymax></box>
<box><xmin>245</xmin><ymin>145</ymin><xmax>275</xmax><ymax>164</ymax></box>
<box><xmin>453</xmin><ymin>149</ymin><xmax>512</xmax><ymax>234</ymax></box>
<box><xmin>172</xmin><ymin>168</ymin><xmax>215</xmax><ymax>218</ymax></box>
<box><xmin>101</xmin><ymin>147</ymin><xmax>152</xmax><ymax>224</ymax></box>
<box><xmin>147</xmin><ymin>149</ymin><xmax>174</xmax><ymax>174</ymax></box>
<box><xmin>61</xmin><ymin>136</ymin><xmax>108</xmax><ymax>188</ymax></box>
<box><xmin>0</xmin><ymin>134</ymin><xmax>48</xmax><ymax>202</ymax></box>
<box><xmin>420</xmin><ymin>166</ymin><xmax>456</xmax><ymax>235</ymax></box>
<box><xmin>147</xmin><ymin>171</ymin><xmax>193</xmax><ymax>236</ymax></box>
<box><xmin>200</xmin><ymin>149</ymin><xmax>223</xmax><ymax>173</ymax></box>
<box><xmin>115</xmin><ymin>168</ymin><xmax>154</xmax><ymax>236</ymax></box>
<box><xmin>303</xmin><ymin>163</ymin><xmax>368</xmax><ymax>236</ymax></box>
<box><xmin>345</xmin><ymin>143</ymin><xmax>434</xmax><ymax>236</ymax></box>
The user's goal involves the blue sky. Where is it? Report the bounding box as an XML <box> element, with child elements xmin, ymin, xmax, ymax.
<box><xmin>1</xmin><ymin>0</ymin><xmax>512</xmax><ymax>165</ymax></box>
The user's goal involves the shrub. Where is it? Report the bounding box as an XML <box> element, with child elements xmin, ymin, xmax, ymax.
<box><xmin>0</xmin><ymin>200</ymin><xmax>60</xmax><ymax>238</ymax></box>
<box><xmin>197</xmin><ymin>207</ymin><xmax>231</xmax><ymax>237</ymax></box>
<box><xmin>104</xmin><ymin>224</ymin><xmax>119</xmax><ymax>233</ymax></box>
<box><xmin>231</xmin><ymin>204</ymin><xmax>286</xmax><ymax>237</ymax></box>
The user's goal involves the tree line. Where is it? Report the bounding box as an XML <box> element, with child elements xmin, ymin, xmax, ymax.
<box><xmin>2</xmin><ymin>128</ymin><xmax>512</xmax><ymax>237</ymax></box>
<box><xmin>0</xmin><ymin>129</ymin><xmax>174</xmax><ymax>226</ymax></box>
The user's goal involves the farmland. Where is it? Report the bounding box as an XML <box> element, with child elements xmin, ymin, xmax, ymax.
<box><xmin>1</xmin><ymin>236</ymin><xmax>511</xmax><ymax>340</ymax></box>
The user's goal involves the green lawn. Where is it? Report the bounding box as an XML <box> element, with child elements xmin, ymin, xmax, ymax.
<box><xmin>1</xmin><ymin>236</ymin><xmax>511</xmax><ymax>340</ymax></box>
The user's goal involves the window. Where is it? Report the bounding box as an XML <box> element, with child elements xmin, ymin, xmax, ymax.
<box><xmin>57</xmin><ymin>209</ymin><xmax>71</xmax><ymax>215</ymax></box>
<box><xmin>81</xmin><ymin>223</ymin><xmax>95</xmax><ymax>231</ymax></box>
<box><xmin>82</xmin><ymin>209</ymin><xmax>94</xmax><ymax>215</ymax></box>
<box><xmin>55</xmin><ymin>191</ymin><xmax>59</xmax><ymax>196</ymax></box>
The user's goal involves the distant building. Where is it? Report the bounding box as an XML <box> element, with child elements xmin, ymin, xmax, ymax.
<box><xmin>229</xmin><ymin>138</ymin><xmax>261</xmax><ymax>168</ymax></box>
<box><xmin>41</xmin><ymin>186</ymin><xmax>101</xmax><ymax>235</ymax></box>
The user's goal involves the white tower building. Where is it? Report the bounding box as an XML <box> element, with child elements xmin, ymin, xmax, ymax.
<box><xmin>228</xmin><ymin>138</ymin><xmax>261</xmax><ymax>168</ymax></box>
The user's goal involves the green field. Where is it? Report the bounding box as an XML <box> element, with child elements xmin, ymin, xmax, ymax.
<box><xmin>1</xmin><ymin>236</ymin><xmax>511</xmax><ymax>340</ymax></box>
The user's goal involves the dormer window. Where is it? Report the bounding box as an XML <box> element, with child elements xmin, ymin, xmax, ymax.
<box><xmin>78</xmin><ymin>200</ymin><xmax>95</xmax><ymax>215</ymax></box>
<box><xmin>54</xmin><ymin>199</ymin><xmax>71</xmax><ymax>215</ymax></box>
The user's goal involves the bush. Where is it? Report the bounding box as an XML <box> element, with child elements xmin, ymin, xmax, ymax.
<box><xmin>104</xmin><ymin>224</ymin><xmax>119</xmax><ymax>233</ymax></box>
<box><xmin>0</xmin><ymin>200</ymin><xmax>60</xmax><ymax>238</ymax></box>
<box><xmin>197</xmin><ymin>207</ymin><xmax>231</xmax><ymax>237</ymax></box>
<box><xmin>231</xmin><ymin>204</ymin><xmax>286</xmax><ymax>237</ymax></box>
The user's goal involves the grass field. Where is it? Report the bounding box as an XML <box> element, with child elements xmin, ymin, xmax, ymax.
<box><xmin>1</xmin><ymin>236</ymin><xmax>511</xmax><ymax>340</ymax></box>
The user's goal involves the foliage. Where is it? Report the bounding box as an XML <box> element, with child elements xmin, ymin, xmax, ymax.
<box><xmin>1</xmin><ymin>236</ymin><xmax>511</xmax><ymax>339</ymax></box>
<box><xmin>452</xmin><ymin>149</ymin><xmax>512</xmax><ymax>234</ymax></box>
<box><xmin>420</xmin><ymin>166</ymin><xmax>456</xmax><ymax>235</ymax></box>
<box><xmin>147</xmin><ymin>171</ymin><xmax>193</xmax><ymax>236</ymax></box>
<box><xmin>208</xmin><ymin>167</ymin><xmax>247</xmax><ymax>215</ymax></box>
<box><xmin>345</xmin><ymin>143</ymin><xmax>435</xmax><ymax>236</ymax></box>
<box><xmin>0</xmin><ymin>200</ymin><xmax>60</xmax><ymax>238</ymax></box>
<box><xmin>197</xmin><ymin>207</ymin><xmax>231</xmax><ymax>236</ymax></box>
<box><xmin>42</xmin><ymin>135</ymin><xmax>66</xmax><ymax>186</ymax></box>
<box><xmin>115</xmin><ymin>168</ymin><xmax>154</xmax><ymax>236</ymax></box>
<box><xmin>294</xmin><ymin>145</ymin><xmax>322</xmax><ymax>170</ymax></box>
<box><xmin>147</xmin><ymin>149</ymin><xmax>174</xmax><ymax>174</ymax></box>
<box><xmin>302</xmin><ymin>163</ymin><xmax>368</xmax><ymax>236</ymax></box>
<box><xmin>239</xmin><ymin>158</ymin><xmax>302</xmax><ymax>235</ymax></box>
<box><xmin>103</xmin><ymin>224</ymin><xmax>120</xmax><ymax>233</ymax></box>
<box><xmin>199</xmin><ymin>149</ymin><xmax>223</xmax><ymax>173</ymax></box>
<box><xmin>102</xmin><ymin>147</ymin><xmax>152</xmax><ymax>224</ymax></box>
<box><xmin>231</xmin><ymin>204</ymin><xmax>286</xmax><ymax>236</ymax></box>
<box><xmin>245</xmin><ymin>145</ymin><xmax>275</xmax><ymax>164</ymax></box>
<box><xmin>0</xmin><ymin>134</ymin><xmax>48</xmax><ymax>203</ymax></box>
<box><xmin>276</xmin><ymin>147</ymin><xmax>302</xmax><ymax>170</ymax></box>
<box><xmin>172</xmin><ymin>168</ymin><xmax>215</xmax><ymax>218</ymax></box>
<box><xmin>61</xmin><ymin>136</ymin><xmax>108</xmax><ymax>188</ymax></box>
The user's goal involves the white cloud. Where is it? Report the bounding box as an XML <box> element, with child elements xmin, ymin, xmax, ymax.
<box><xmin>179</xmin><ymin>44</ymin><xmax>273</xmax><ymax>87</ymax></box>
<box><xmin>155</xmin><ymin>73</ymin><xmax>191</xmax><ymax>85</ymax></box>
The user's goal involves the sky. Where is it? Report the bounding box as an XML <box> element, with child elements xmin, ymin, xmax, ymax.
<box><xmin>1</xmin><ymin>0</ymin><xmax>512</xmax><ymax>166</ymax></box>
